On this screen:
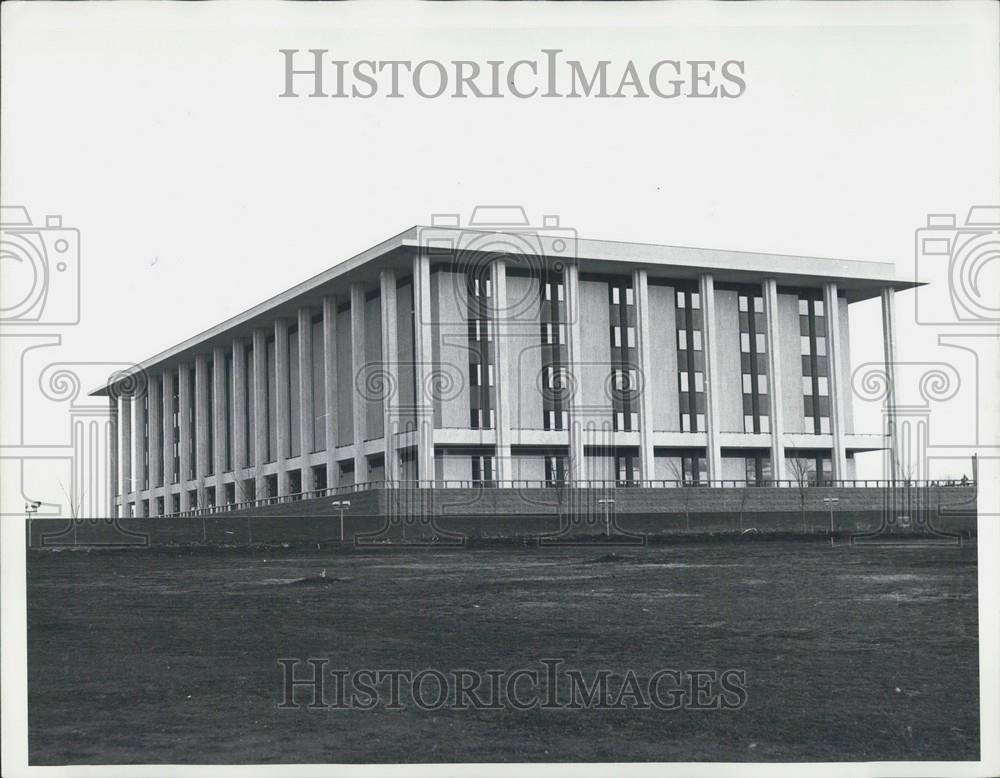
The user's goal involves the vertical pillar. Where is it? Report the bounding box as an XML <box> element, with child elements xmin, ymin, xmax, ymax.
<box><xmin>824</xmin><ymin>282</ymin><xmax>847</xmax><ymax>480</ymax></box>
<box><xmin>120</xmin><ymin>395</ymin><xmax>132</xmax><ymax>517</ymax></box>
<box><xmin>564</xmin><ymin>261</ymin><xmax>585</xmax><ymax>482</ymax></box>
<box><xmin>379</xmin><ymin>271</ymin><xmax>400</xmax><ymax>482</ymax></box>
<box><xmin>232</xmin><ymin>339</ymin><xmax>248</xmax><ymax>497</ymax></box>
<box><xmin>880</xmin><ymin>287</ymin><xmax>899</xmax><ymax>482</ymax></box>
<box><xmin>146</xmin><ymin>376</ymin><xmax>162</xmax><ymax>517</ymax></box>
<box><xmin>763</xmin><ymin>279</ymin><xmax>786</xmax><ymax>481</ymax></box>
<box><xmin>489</xmin><ymin>260</ymin><xmax>512</xmax><ymax>483</ymax></box>
<box><xmin>350</xmin><ymin>283</ymin><xmax>368</xmax><ymax>483</ymax></box>
<box><xmin>633</xmin><ymin>269</ymin><xmax>655</xmax><ymax>483</ymax></box>
<box><xmin>178</xmin><ymin>363</ymin><xmax>192</xmax><ymax>511</ymax></box>
<box><xmin>297</xmin><ymin>308</ymin><xmax>315</xmax><ymax>490</ymax></box>
<box><xmin>699</xmin><ymin>273</ymin><xmax>723</xmax><ymax>481</ymax></box>
<box><xmin>212</xmin><ymin>346</ymin><xmax>227</xmax><ymax>502</ymax></box>
<box><xmin>412</xmin><ymin>249</ymin><xmax>435</xmax><ymax>482</ymax></box>
<box><xmin>252</xmin><ymin>328</ymin><xmax>268</xmax><ymax>499</ymax></box>
<box><xmin>161</xmin><ymin>370</ymin><xmax>175</xmax><ymax>513</ymax></box>
<box><xmin>107</xmin><ymin>395</ymin><xmax>119</xmax><ymax>518</ymax></box>
<box><xmin>194</xmin><ymin>353</ymin><xmax>210</xmax><ymax>508</ymax></box>
<box><xmin>274</xmin><ymin>319</ymin><xmax>291</xmax><ymax>496</ymax></box>
<box><xmin>322</xmin><ymin>296</ymin><xmax>340</xmax><ymax>490</ymax></box>
<box><xmin>133</xmin><ymin>390</ymin><xmax>146</xmax><ymax>517</ymax></box>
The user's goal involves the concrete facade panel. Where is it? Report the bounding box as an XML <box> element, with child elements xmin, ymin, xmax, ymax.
<box><xmin>839</xmin><ymin>296</ymin><xmax>853</xmax><ymax>434</ymax></box>
<box><xmin>648</xmin><ymin>283</ymin><xmax>679</xmax><ymax>432</ymax></box>
<box><xmin>715</xmin><ymin>289</ymin><xmax>744</xmax><ymax>433</ymax></box>
<box><xmin>578</xmin><ymin>280</ymin><xmax>612</xmax><ymax>429</ymax></box>
<box><xmin>336</xmin><ymin>307</ymin><xmax>353</xmax><ymax>445</ymax></box>
<box><xmin>365</xmin><ymin>293</ymin><xmax>384</xmax><ymax>440</ymax></box>
<box><xmin>433</xmin><ymin>270</ymin><xmax>471</xmax><ymax>430</ymax></box>
<box><xmin>778</xmin><ymin>293</ymin><xmax>804</xmax><ymax>434</ymax></box>
<box><xmin>507</xmin><ymin>275</ymin><xmax>544</xmax><ymax>431</ymax></box>
<box><xmin>395</xmin><ymin>281</ymin><xmax>416</xmax><ymax>433</ymax></box>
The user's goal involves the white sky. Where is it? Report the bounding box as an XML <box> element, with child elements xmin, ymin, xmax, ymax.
<box><xmin>1</xmin><ymin>1</ymin><xmax>998</xmax><ymax>492</ymax></box>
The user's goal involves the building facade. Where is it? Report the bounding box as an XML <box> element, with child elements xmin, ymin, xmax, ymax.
<box><xmin>94</xmin><ymin>217</ymin><xmax>909</xmax><ymax>518</ymax></box>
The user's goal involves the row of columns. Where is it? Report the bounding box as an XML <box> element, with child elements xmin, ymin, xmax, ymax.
<box><xmin>110</xmin><ymin>251</ymin><xmax>900</xmax><ymax>514</ymax></box>
<box><xmin>112</xmin><ymin>266</ymin><xmax>412</xmax><ymax>516</ymax></box>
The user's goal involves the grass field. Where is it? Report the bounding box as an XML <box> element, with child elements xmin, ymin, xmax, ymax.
<box><xmin>27</xmin><ymin>539</ymin><xmax>979</xmax><ymax>763</ymax></box>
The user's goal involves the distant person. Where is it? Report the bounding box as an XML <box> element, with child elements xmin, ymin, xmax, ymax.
<box><xmin>960</xmin><ymin>474</ymin><xmax>969</xmax><ymax>486</ymax></box>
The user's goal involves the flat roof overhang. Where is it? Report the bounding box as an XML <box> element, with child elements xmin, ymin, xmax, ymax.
<box><xmin>91</xmin><ymin>226</ymin><xmax>922</xmax><ymax>397</ymax></box>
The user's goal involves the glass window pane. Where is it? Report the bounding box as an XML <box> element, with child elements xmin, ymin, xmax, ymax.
<box><xmin>804</xmin><ymin>415</ymin><xmax>814</xmax><ymax>432</ymax></box>
<box><xmin>612</xmin><ymin>287</ymin><xmax>620</xmax><ymax>305</ymax></box>
<box><xmin>758</xmin><ymin>374</ymin><xmax>768</xmax><ymax>394</ymax></box>
<box><xmin>754</xmin><ymin>296</ymin><xmax>764</xmax><ymax>313</ymax></box>
<box><xmin>756</xmin><ymin>333</ymin><xmax>767</xmax><ymax>354</ymax></box>
<box><xmin>815</xmin><ymin>300</ymin><xmax>824</xmax><ymax>316</ymax></box>
<box><xmin>694</xmin><ymin>372</ymin><xmax>704</xmax><ymax>393</ymax></box>
<box><xmin>818</xmin><ymin>376</ymin><xmax>829</xmax><ymax>396</ymax></box>
<box><xmin>738</xmin><ymin>296</ymin><xmax>748</xmax><ymax>312</ymax></box>
<box><xmin>630</xmin><ymin>412</ymin><xmax>639</xmax><ymax>430</ymax></box>
<box><xmin>693</xmin><ymin>331</ymin><xmax>703</xmax><ymax>351</ymax></box>
<box><xmin>743</xmin><ymin>374</ymin><xmax>753</xmax><ymax>393</ymax></box>
<box><xmin>815</xmin><ymin>337</ymin><xmax>826</xmax><ymax>356</ymax></box>
<box><xmin>800</xmin><ymin>336</ymin><xmax>811</xmax><ymax>355</ymax></box>
<box><xmin>820</xmin><ymin>416</ymin><xmax>830</xmax><ymax>434</ymax></box>
<box><xmin>695</xmin><ymin>413</ymin><xmax>706</xmax><ymax>430</ymax></box>
<box><xmin>740</xmin><ymin>333</ymin><xmax>751</xmax><ymax>353</ymax></box>
<box><xmin>677</xmin><ymin>329</ymin><xmax>687</xmax><ymax>349</ymax></box>
<box><xmin>681</xmin><ymin>413</ymin><xmax>691</xmax><ymax>431</ymax></box>
<box><xmin>680</xmin><ymin>372</ymin><xmax>689</xmax><ymax>392</ymax></box>
<box><xmin>760</xmin><ymin>415</ymin><xmax>770</xmax><ymax>433</ymax></box>
<box><xmin>627</xmin><ymin>327</ymin><xmax>636</xmax><ymax>348</ymax></box>
<box><xmin>613</xmin><ymin>327</ymin><xmax>621</xmax><ymax>347</ymax></box>
<box><xmin>626</xmin><ymin>288</ymin><xmax>634</xmax><ymax>306</ymax></box>
<box><xmin>691</xmin><ymin>293</ymin><xmax>701</xmax><ymax>309</ymax></box>
<box><xmin>676</xmin><ymin>291</ymin><xmax>686</xmax><ymax>308</ymax></box>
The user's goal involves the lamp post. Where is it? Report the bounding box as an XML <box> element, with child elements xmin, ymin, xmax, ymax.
<box><xmin>823</xmin><ymin>497</ymin><xmax>840</xmax><ymax>546</ymax></box>
<box><xmin>597</xmin><ymin>497</ymin><xmax>615</xmax><ymax>538</ymax></box>
<box><xmin>331</xmin><ymin>499</ymin><xmax>351</xmax><ymax>542</ymax></box>
<box><xmin>25</xmin><ymin>500</ymin><xmax>41</xmax><ymax>547</ymax></box>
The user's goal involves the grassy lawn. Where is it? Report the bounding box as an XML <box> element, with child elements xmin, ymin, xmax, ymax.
<box><xmin>27</xmin><ymin>540</ymin><xmax>979</xmax><ymax>763</ymax></box>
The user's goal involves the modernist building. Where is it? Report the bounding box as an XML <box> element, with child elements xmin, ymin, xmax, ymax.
<box><xmin>94</xmin><ymin>212</ymin><xmax>909</xmax><ymax>518</ymax></box>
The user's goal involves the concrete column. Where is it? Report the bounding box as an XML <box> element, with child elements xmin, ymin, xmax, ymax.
<box><xmin>161</xmin><ymin>370</ymin><xmax>175</xmax><ymax>512</ymax></box>
<box><xmin>489</xmin><ymin>260</ymin><xmax>512</xmax><ymax>483</ymax></box>
<box><xmin>146</xmin><ymin>378</ymin><xmax>161</xmax><ymax>517</ymax></box>
<box><xmin>252</xmin><ymin>328</ymin><xmax>268</xmax><ymax>499</ymax></box>
<box><xmin>823</xmin><ymin>282</ymin><xmax>847</xmax><ymax>480</ymax></box>
<box><xmin>322</xmin><ymin>296</ymin><xmax>340</xmax><ymax>490</ymax></box>
<box><xmin>133</xmin><ymin>390</ymin><xmax>146</xmax><ymax>517</ymax></box>
<box><xmin>120</xmin><ymin>395</ymin><xmax>132</xmax><ymax>516</ymax></box>
<box><xmin>212</xmin><ymin>346</ymin><xmax>227</xmax><ymax>501</ymax></box>
<box><xmin>564</xmin><ymin>261</ymin><xmax>585</xmax><ymax>482</ymax></box>
<box><xmin>379</xmin><ymin>270</ymin><xmax>400</xmax><ymax>482</ymax></box>
<box><xmin>232</xmin><ymin>339</ymin><xmax>248</xmax><ymax>494</ymax></box>
<box><xmin>633</xmin><ymin>269</ymin><xmax>655</xmax><ymax>483</ymax></box>
<box><xmin>763</xmin><ymin>279</ymin><xmax>786</xmax><ymax>481</ymax></box>
<box><xmin>699</xmin><ymin>273</ymin><xmax>723</xmax><ymax>481</ymax></box>
<box><xmin>412</xmin><ymin>249</ymin><xmax>435</xmax><ymax>482</ymax></box>
<box><xmin>274</xmin><ymin>319</ymin><xmax>291</xmax><ymax>496</ymax></box>
<box><xmin>350</xmin><ymin>283</ymin><xmax>368</xmax><ymax>483</ymax></box>
<box><xmin>194</xmin><ymin>353</ymin><xmax>210</xmax><ymax>508</ymax></box>
<box><xmin>880</xmin><ymin>287</ymin><xmax>899</xmax><ymax>482</ymax></box>
<box><xmin>178</xmin><ymin>363</ymin><xmax>192</xmax><ymax>511</ymax></box>
<box><xmin>109</xmin><ymin>395</ymin><xmax>120</xmax><ymax>518</ymax></box>
<box><xmin>297</xmin><ymin>308</ymin><xmax>315</xmax><ymax>488</ymax></box>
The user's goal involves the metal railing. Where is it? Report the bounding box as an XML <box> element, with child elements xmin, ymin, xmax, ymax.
<box><xmin>153</xmin><ymin>477</ymin><xmax>975</xmax><ymax>519</ymax></box>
